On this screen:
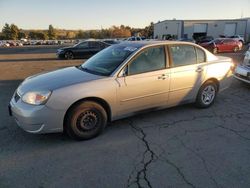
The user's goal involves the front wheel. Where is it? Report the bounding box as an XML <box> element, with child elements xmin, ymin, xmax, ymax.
<box><xmin>196</xmin><ymin>81</ymin><xmax>218</xmax><ymax>108</ymax></box>
<box><xmin>233</xmin><ymin>46</ymin><xmax>239</xmax><ymax>53</ymax></box>
<box><xmin>65</xmin><ymin>101</ymin><xmax>107</xmax><ymax>140</ymax></box>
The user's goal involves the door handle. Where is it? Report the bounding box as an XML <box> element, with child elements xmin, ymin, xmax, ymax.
<box><xmin>196</xmin><ymin>67</ymin><xmax>203</xmax><ymax>73</ymax></box>
<box><xmin>158</xmin><ymin>74</ymin><xmax>169</xmax><ymax>80</ymax></box>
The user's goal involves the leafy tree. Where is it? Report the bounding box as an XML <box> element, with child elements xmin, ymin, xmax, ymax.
<box><xmin>89</xmin><ymin>30</ymin><xmax>99</xmax><ymax>39</ymax></box>
<box><xmin>29</xmin><ymin>31</ymin><xmax>48</xmax><ymax>40</ymax></box>
<box><xmin>18</xmin><ymin>31</ymin><xmax>27</xmax><ymax>39</ymax></box>
<box><xmin>143</xmin><ymin>22</ymin><xmax>154</xmax><ymax>38</ymax></box>
<box><xmin>111</xmin><ymin>25</ymin><xmax>131</xmax><ymax>38</ymax></box>
<box><xmin>66</xmin><ymin>31</ymin><xmax>76</xmax><ymax>39</ymax></box>
<box><xmin>48</xmin><ymin>24</ymin><xmax>56</xmax><ymax>39</ymax></box>
<box><xmin>10</xmin><ymin>24</ymin><xmax>19</xmax><ymax>40</ymax></box>
<box><xmin>2</xmin><ymin>23</ymin><xmax>11</xmax><ymax>39</ymax></box>
<box><xmin>76</xmin><ymin>30</ymin><xmax>90</xmax><ymax>39</ymax></box>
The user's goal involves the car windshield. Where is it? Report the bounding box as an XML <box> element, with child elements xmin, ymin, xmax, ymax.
<box><xmin>80</xmin><ymin>45</ymin><xmax>138</xmax><ymax>76</ymax></box>
<box><xmin>211</xmin><ymin>39</ymin><xmax>222</xmax><ymax>44</ymax></box>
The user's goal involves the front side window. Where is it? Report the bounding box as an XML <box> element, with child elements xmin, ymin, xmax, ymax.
<box><xmin>77</xmin><ymin>42</ymin><xmax>89</xmax><ymax>48</ymax></box>
<box><xmin>128</xmin><ymin>46</ymin><xmax>166</xmax><ymax>75</ymax></box>
<box><xmin>170</xmin><ymin>45</ymin><xmax>196</xmax><ymax>67</ymax></box>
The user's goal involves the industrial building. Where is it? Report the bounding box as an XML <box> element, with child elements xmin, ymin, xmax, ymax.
<box><xmin>154</xmin><ymin>18</ymin><xmax>250</xmax><ymax>42</ymax></box>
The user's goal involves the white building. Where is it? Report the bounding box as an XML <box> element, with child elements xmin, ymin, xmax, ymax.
<box><xmin>154</xmin><ymin>18</ymin><xmax>250</xmax><ymax>42</ymax></box>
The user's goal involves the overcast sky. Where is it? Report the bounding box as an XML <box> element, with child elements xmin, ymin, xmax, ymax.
<box><xmin>0</xmin><ymin>0</ymin><xmax>250</xmax><ymax>30</ymax></box>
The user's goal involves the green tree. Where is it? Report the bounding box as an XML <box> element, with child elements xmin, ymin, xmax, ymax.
<box><xmin>10</xmin><ymin>24</ymin><xmax>19</xmax><ymax>40</ymax></box>
<box><xmin>29</xmin><ymin>31</ymin><xmax>48</xmax><ymax>40</ymax></box>
<box><xmin>66</xmin><ymin>31</ymin><xmax>76</xmax><ymax>39</ymax></box>
<box><xmin>143</xmin><ymin>22</ymin><xmax>154</xmax><ymax>38</ymax></box>
<box><xmin>18</xmin><ymin>31</ymin><xmax>27</xmax><ymax>39</ymax></box>
<box><xmin>2</xmin><ymin>23</ymin><xmax>11</xmax><ymax>39</ymax></box>
<box><xmin>89</xmin><ymin>30</ymin><xmax>99</xmax><ymax>39</ymax></box>
<box><xmin>48</xmin><ymin>24</ymin><xmax>56</xmax><ymax>39</ymax></box>
<box><xmin>76</xmin><ymin>30</ymin><xmax>89</xmax><ymax>39</ymax></box>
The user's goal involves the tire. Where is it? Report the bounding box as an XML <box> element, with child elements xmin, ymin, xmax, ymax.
<box><xmin>195</xmin><ymin>81</ymin><xmax>218</xmax><ymax>108</ymax></box>
<box><xmin>65</xmin><ymin>101</ymin><xmax>107</xmax><ymax>140</ymax></box>
<box><xmin>64</xmin><ymin>51</ymin><xmax>74</xmax><ymax>59</ymax></box>
<box><xmin>233</xmin><ymin>46</ymin><xmax>239</xmax><ymax>53</ymax></box>
<box><xmin>212</xmin><ymin>47</ymin><xmax>218</xmax><ymax>54</ymax></box>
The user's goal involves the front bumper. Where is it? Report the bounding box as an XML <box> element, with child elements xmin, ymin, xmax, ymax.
<box><xmin>9</xmin><ymin>93</ymin><xmax>65</xmax><ymax>134</ymax></box>
<box><xmin>56</xmin><ymin>51</ymin><xmax>65</xmax><ymax>59</ymax></box>
<box><xmin>234</xmin><ymin>65</ymin><xmax>250</xmax><ymax>84</ymax></box>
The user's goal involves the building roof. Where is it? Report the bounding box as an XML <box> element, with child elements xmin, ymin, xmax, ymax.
<box><xmin>155</xmin><ymin>18</ymin><xmax>250</xmax><ymax>25</ymax></box>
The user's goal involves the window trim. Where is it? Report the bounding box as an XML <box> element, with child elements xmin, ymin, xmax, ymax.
<box><xmin>125</xmin><ymin>45</ymin><xmax>169</xmax><ymax>76</ymax></box>
<box><xmin>195</xmin><ymin>46</ymin><xmax>207</xmax><ymax>64</ymax></box>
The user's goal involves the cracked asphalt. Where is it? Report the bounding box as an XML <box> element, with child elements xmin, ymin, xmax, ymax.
<box><xmin>0</xmin><ymin>46</ymin><xmax>250</xmax><ymax>188</ymax></box>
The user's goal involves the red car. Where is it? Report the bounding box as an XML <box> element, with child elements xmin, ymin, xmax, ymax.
<box><xmin>199</xmin><ymin>38</ymin><xmax>242</xmax><ymax>54</ymax></box>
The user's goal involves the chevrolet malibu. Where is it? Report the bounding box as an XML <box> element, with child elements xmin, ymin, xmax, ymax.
<box><xmin>9</xmin><ymin>41</ymin><xmax>234</xmax><ymax>140</ymax></box>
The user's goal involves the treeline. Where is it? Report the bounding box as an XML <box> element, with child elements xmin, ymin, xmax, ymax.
<box><xmin>0</xmin><ymin>24</ymin><xmax>57</xmax><ymax>40</ymax></box>
<box><xmin>0</xmin><ymin>23</ymin><xmax>154</xmax><ymax>40</ymax></box>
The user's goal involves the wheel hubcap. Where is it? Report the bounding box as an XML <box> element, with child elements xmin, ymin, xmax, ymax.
<box><xmin>65</xmin><ymin>52</ymin><xmax>73</xmax><ymax>59</ymax></box>
<box><xmin>77</xmin><ymin>111</ymin><xmax>98</xmax><ymax>131</ymax></box>
<box><xmin>201</xmin><ymin>85</ymin><xmax>216</xmax><ymax>105</ymax></box>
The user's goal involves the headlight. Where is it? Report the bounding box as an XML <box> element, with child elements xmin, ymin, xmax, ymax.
<box><xmin>22</xmin><ymin>91</ymin><xmax>51</xmax><ymax>105</ymax></box>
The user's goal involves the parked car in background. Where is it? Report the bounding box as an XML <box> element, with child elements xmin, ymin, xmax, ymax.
<box><xmin>234</xmin><ymin>47</ymin><xmax>250</xmax><ymax>83</ymax></box>
<box><xmin>196</xmin><ymin>36</ymin><xmax>214</xmax><ymax>44</ymax></box>
<box><xmin>57</xmin><ymin>40</ymin><xmax>110</xmax><ymax>59</ymax></box>
<box><xmin>126</xmin><ymin>36</ymin><xmax>144</xmax><ymax>41</ymax></box>
<box><xmin>102</xmin><ymin>39</ymin><xmax>120</xmax><ymax>45</ymax></box>
<box><xmin>229</xmin><ymin>35</ymin><xmax>244</xmax><ymax>45</ymax></box>
<box><xmin>199</xmin><ymin>38</ymin><xmax>242</xmax><ymax>54</ymax></box>
<box><xmin>3</xmin><ymin>42</ymin><xmax>10</xmax><ymax>47</ymax></box>
<box><xmin>9</xmin><ymin>41</ymin><xmax>234</xmax><ymax>140</ymax></box>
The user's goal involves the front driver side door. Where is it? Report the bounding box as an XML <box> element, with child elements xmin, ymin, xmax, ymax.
<box><xmin>116</xmin><ymin>45</ymin><xmax>170</xmax><ymax>116</ymax></box>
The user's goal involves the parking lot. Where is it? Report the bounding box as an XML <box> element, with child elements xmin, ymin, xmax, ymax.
<box><xmin>0</xmin><ymin>46</ymin><xmax>250</xmax><ymax>188</ymax></box>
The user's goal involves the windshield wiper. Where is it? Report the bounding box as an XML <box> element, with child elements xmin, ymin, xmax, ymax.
<box><xmin>76</xmin><ymin>66</ymin><xmax>107</xmax><ymax>76</ymax></box>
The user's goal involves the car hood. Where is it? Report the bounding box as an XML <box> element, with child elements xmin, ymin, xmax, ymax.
<box><xmin>17</xmin><ymin>66</ymin><xmax>104</xmax><ymax>95</ymax></box>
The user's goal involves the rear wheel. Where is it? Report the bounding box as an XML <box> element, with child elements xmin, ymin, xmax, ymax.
<box><xmin>196</xmin><ymin>81</ymin><xmax>218</xmax><ymax>108</ymax></box>
<box><xmin>65</xmin><ymin>101</ymin><xmax>107</xmax><ymax>140</ymax></box>
<box><xmin>64</xmin><ymin>51</ymin><xmax>74</xmax><ymax>59</ymax></box>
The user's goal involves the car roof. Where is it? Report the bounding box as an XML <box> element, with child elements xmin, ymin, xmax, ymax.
<box><xmin>115</xmin><ymin>40</ymin><xmax>197</xmax><ymax>48</ymax></box>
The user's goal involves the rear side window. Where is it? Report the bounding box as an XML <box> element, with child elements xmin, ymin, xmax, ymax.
<box><xmin>196</xmin><ymin>47</ymin><xmax>206</xmax><ymax>63</ymax></box>
<box><xmin>170</xmin><ymin>45</ymin><xmax>196</xmax><ymax>67</ymax></box>
<box><xmin>89</xmin><ymin>41</ymin><xmax>99</xmax><ymax>48</ymax></box>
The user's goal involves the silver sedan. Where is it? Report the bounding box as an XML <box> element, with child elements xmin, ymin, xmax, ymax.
<box><xmin>9</xmin><ymin>41</ymin><xmax>234</xmax><ymax>140</ymax></box>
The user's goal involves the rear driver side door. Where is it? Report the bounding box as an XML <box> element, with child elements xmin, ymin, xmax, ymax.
<box><xmin>168</xmin><ymin>45</ymin><xmax>207</xmax><ymax>106</ymax></box>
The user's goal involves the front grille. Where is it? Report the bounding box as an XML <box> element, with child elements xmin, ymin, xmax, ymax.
<box><xmin>14</xmin><ymin>92</ymin><xmax>21</xmax><ymax>102</ymax></box>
